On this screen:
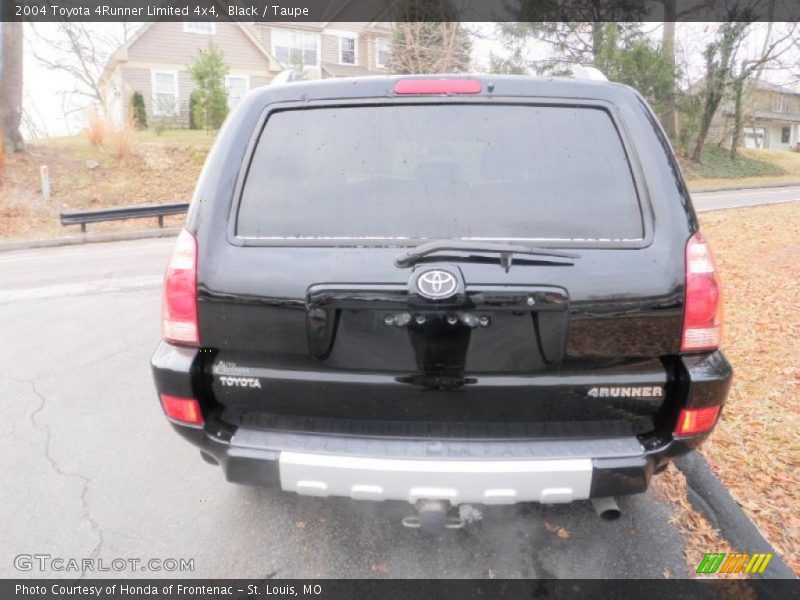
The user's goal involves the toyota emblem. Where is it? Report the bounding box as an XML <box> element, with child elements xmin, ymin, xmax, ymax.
<box><xmin>416</xmin><ymin>270</ymin><xmax>457</xmax><ymax>300</ymax></box>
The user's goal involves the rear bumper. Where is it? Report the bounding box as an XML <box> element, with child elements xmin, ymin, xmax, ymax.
<box><xmin>172</xmin><ymin>423</ymin><xmax>655</xmax><ymax>503</ymax></box>
<box><xmin>152</xmin><ymin>343</ymin><xmax>732</xmax><ymax>505</ymax></box>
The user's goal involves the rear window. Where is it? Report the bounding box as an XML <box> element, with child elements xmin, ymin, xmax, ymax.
<box><xmin>236</xmin><ymin>104</ymin><xmax>643</xmax><ymax>242</ymax></box>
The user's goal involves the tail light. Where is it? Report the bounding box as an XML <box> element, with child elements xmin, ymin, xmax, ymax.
<box><xmin>394</xmin><ymin>78</ymin><xmax>482</xmax><ymax>95</ymax></box>
<box><xmin>682</xmin><ymin>232</ymin><xmax>723</xmax><ymax>351</ymax></box>
<box><xmin>674</xmin><ymin>406</ymin><xmax>720</xmax><ymax>437</ymax></box>
<box><xmin>160</xmin><ymin>394</ymin><xmax>204</xmax><ymax>427</ymax></box>
<box><xmin>162</xmin><ymin>229</ymin><xmax>199</xmax><ymax>345</ymax></box>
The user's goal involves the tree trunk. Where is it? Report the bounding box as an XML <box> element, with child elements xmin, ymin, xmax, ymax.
<box><xmin>692</xmin><ymin>59</ymin><xmax>719</xmax><ymax>162</ymax></box>
<box><xmin>0</xmin><ymin>22</ymin><xmax>25</xmax><ymax>152</ymax></box>
<box><xmin>730</xmin><ymin>77</ymin><xmax>744</xmax><ymax>159</ymax></box>
<box><xmin>659</xmin><ymin>1</ymin><xmax>677</xmax><ymax>139</ymax></box>
<box><xmin>692</xmin><ymin>107</ymin><xmax>715</xmax><ymax>162</ymax></box>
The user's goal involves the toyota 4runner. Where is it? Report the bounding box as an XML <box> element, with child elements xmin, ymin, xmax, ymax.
<box><xmin>151</xmin><ymin>75</ymin><xmax>732</xmax><ymax>532</ymax></box>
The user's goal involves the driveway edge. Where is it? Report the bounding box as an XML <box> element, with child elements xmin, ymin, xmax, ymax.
<box><xmin>674</xmin><ymin>452</ymin><xmax>795</xmax><ymax>579</ymax></box>
<box><xmin>0</xmin><ymin>227</ymin><xmax>180</xmax><ymax>253</ymax></box>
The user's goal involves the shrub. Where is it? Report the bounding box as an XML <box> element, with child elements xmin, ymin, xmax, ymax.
<box><xmin>130</xmin><ymin>91</ymin><xmax>147</xmax><ymax>129</ymax></box>
<box><xmin>110</xmin><ymin>117</ymin><xmax>136</xmax><ymax>160</ymax></box>
<box><xmin>84</xmin><ymin>108</ymin><xmax>107</xmax><ymax>146</ymax></box>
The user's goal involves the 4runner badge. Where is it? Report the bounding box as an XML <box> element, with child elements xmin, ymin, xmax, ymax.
<box><xmin>416</xmin><ymin>270</ymin><xmax>457</xmax><ymax>300</ymax></box>
<box><xmin>587</xmin><ymin>386</ymin><xmax>663</xmax><ymax>398</ymax></box>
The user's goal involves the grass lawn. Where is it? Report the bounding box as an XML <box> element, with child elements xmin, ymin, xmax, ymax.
<box><xmin>682</xmin><ymin>145</ymin><xmax>800</xmax><ymax>189</ymax></box>
<box><xmin>37</xmin><ymin>128</ymin><xmax>218</xmax><ymax>150</ymax></box>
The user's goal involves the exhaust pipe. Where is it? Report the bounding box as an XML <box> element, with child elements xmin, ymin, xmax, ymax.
<box><xmin>591</xmin><ymin>497</ymin><xmax>621</xmax><ymax>521</ymax></box>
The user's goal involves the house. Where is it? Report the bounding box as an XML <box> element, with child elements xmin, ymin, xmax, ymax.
<box><xmin>707</xmin><ymin>80</ymin><xmax>800</xmax><ymax>151</ymax></box>
<box><xmin>102</xmin><ymin>21</ymin><xmax>392</xmax><ymax>127</ymax></box>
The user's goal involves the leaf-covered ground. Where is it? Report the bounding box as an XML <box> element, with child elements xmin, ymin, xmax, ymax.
<box><xmin>698</xmin><ymin>202</ymin><xmax>800</xmax><ymax>575</ymax></box>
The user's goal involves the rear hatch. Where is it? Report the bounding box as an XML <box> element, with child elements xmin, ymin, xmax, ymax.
<box><xmin>198</xmin><ymin>99</ymin><xmax>683</xmax><ymax>440</ymax></box>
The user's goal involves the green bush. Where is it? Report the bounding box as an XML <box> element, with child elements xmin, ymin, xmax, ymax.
<box><xmin>130</xmin><ymin>91</ymin><xmax>147</xmax><ymax>129</ymax></box>
<box><xmin>188</xmin><ymin>90</ymin><xmax>200</xmax><ymax>130</ymax></box>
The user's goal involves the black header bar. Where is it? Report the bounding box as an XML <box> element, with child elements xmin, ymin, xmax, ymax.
<box><xmin>3</xmin><ymin>0</ymin><xmax>800</xmax><ymax>23</ymax></box>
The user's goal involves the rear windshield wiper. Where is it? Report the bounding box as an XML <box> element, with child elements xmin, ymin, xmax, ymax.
<box><xmin>395</xmin><ymin>240</ymin><xmax>580</xmax><ymax>271</ymax></box>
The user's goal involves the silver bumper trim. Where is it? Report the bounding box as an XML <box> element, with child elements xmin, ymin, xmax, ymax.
<box><xmin>278</xmin><ymin>451</ymin><xmax>593</xmax><ymax>505</ymax></box>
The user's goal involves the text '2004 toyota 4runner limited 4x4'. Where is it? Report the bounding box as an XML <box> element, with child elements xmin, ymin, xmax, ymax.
<box><xmin>152</xmin><ymin>74</ymin><xmax>731</xmax><ymax>533</ymax></box>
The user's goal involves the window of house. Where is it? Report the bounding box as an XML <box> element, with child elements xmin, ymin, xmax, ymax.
<box><xmin>339</xmin><ymin>36</ymin><xmax>357</xmax><ymax>65</ymax></box>
<box><xmin>772</xmin><ymin>94</ymin><xmax>788</xmax><ymax>113</ymax></box>
<box><xmin>225</xmin><ymin>74</ymin><xmax>250</xmax><ymax>110</ymax></box>
<box><xmin>271</xmin><ymin>29</ymin><xmax>319</xmax><ymax>68</ymax></box>
<box><xmin>375</xmin><ymin>38</ymin><xmax>390</xmax><ymax>69</ymax></box>
<box><xmin>744</xmin><ymin>127</ymin><xmax>765</xmax><ymax>149</ymax></box>
<box><xmin>151</xmin><ymin>70</ymin><xmax>179</xmax><ymax>117</ymax></box>
<box><xmin>184</xmin><ymin>22</ymin><xmax>215</xmax><ymax>35</ymax></box>
<box><xmin>781</xmin><ymin>126</ymin><xmax>791</xmax><ymax>143</ymax></box>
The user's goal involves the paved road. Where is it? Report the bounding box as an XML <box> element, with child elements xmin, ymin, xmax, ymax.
<box><xmin>692</xmin><ymin>183</ymin><xmax>800</xmax><ymax>212</ymax></box>
<box><xmin>2</xmin><ymin>185</ymin><xmax>793</xmax><ymax>580</ymax></box>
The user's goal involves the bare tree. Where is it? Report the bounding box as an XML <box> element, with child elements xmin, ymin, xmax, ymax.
<box><xmin>389</xmin><ymin>22</ymin><xmax>471</xmax><ymax>74</ymax></box>
<box><xmin>31</xmin><ymin>23</ymin><xmax>124</xmax><ymax>117</ymax></box>
<box><xmin>729</xmin><ymin>22</ymin><xmax>796</xmax><ymax>158</ymax></box>
<box><xmin>388</xmin><ymin>0</ymin><xmax>472</xmax><ymax>74</ymax></box>
<box><xmin>1</xmin><ymin>22</ymin><xmax>25</xmax><ymax>152</ymax></box>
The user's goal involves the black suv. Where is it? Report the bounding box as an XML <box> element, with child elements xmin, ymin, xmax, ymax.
<box><xmin>152</xmin><ymin>75</ymin><xmax>731</xmax><ymax>531</ymax></box>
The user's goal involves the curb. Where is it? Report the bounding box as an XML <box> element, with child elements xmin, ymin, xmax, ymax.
<box><xmin>0</xmin><ymin>227</ymin><xmax>180</xmax><ymax>253</ymax></box>
<box><xmin>674</xmin><ymin>452</ymin><xmax>796</xmax><ymax>580</ymax></box>
<box><xmin>688</xmin><ymin>181</ymin><xmax>800</xmax><ymax>193</ymax></box>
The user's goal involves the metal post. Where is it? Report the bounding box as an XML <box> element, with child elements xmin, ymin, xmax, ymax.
<box><xmin>80</xmin><ymin>223</ymin><xmax>86</xmax><ymax>233</ymax></box>
<box><xmin>40</xmin><ymin>165</ymin><xmax>51</xmax><ymax>201</ymax></box>
<box><xmin>158</xmin><ymin>215</ymin><xmax>164</xmax><ymax>228</ymax></box>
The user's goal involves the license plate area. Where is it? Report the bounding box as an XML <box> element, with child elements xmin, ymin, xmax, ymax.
<box><xmin>306</xmin><ymin>283</ymin><xmax>569</xmax><ymax>368</ymax></box>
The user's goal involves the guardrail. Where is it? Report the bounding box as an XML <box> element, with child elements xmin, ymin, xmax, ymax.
<box><xmin>60</xmin><ymin>203</ymin><xmax>190</xmax><ymax>233</ymax></box>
